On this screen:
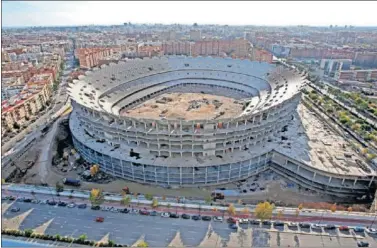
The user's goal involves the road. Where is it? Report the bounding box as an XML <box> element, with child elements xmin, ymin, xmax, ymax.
<box><xmin>3</xmin><ymin>197</ymin><xmax>377</xmax><ymax>247</ymax></box>
<box><xmin>1</xmin><ymin>51</ymin><xmax>75</xmax><ymax>164</ymax></box>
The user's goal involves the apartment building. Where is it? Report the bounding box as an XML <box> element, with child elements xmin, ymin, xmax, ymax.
<box><xmin>76</xmin><ymin>48</ymin><xmax>113</xmax><ymax>69</ymax></box>
<box><xmin>1</xmin><ymin>82</ymin><xmax>52</xmax><ymax>132</ymax></box>
<box><xmin>251</xmin><ymin>48</ymin><xmax>273</xmax><ymax>63</ymax></box>
<box><xmin>335</xmin><ymin>69</ymin><xmax>377</xmax><ymax>82</ymax></box>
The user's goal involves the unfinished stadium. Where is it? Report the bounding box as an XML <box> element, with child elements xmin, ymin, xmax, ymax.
<box><xmin>67</xmin><ymin>56</ymin><xmax>376</xmax><ymax>198</ymax></box>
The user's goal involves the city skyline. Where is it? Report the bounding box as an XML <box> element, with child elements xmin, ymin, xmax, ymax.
<box><xmin>2</xmin><ymin>1</ymin><xmax>377</xmax><ymax>27</ymax></box>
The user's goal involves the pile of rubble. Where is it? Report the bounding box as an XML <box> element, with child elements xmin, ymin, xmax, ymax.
<box><xmin>186</xmin><ymin>98</ymin><xmax>214</xmax><ymax>111</ymax></box>
<box><xmin>79</xmin><ymin>169</ymin><xmax>115</xmax><ymax>184</ymax></box>
<box><xmin>156</xmin><ymin>96</ymin><xmax>173</xmax><ymax>104</ymax></box>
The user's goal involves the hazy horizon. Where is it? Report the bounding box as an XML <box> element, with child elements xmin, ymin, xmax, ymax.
<box><xmin>2</xmin><ymin>1</ymin><xmax>377</xmax><ymax>28</ymax></box>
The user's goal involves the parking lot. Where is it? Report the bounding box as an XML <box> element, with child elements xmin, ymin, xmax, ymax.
<box><xmin>2</xmin><ymin>196</ymin><xmax>377</xmax><ymax>247</ymax></box>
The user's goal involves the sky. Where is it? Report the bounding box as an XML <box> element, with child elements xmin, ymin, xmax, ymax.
<box><xmin>2</xmin><ymin>1</ymin><xmax>377</xmax><ymax>27</ymax></box>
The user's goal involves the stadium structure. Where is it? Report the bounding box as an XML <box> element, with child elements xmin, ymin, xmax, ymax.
<box><xmin>68</xmin><ymin>56</ymin><xmax>376</xmax><ymax>198</ymax></box>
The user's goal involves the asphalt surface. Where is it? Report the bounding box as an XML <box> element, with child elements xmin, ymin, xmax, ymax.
<box><xmin>3</xmin><ymin>197</ymin><xmax>377</xmax><ymax>247</ymax></box>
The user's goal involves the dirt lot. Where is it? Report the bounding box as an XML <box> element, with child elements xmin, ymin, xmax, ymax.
<box><xmin>121</xmin><ymin>93</ymin><xmax>244</xmax><ymax>120</ymax></box>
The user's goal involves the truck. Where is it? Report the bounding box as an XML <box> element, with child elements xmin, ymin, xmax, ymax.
<box><xmin>63</xmin><ymin>178</ymin><xmax>81</xmax><ymax>186</ymax></box>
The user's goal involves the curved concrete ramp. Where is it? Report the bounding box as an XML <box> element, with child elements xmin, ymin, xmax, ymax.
<box><xmin>2</xmin><ymin>208</ymin><xmax>33</xmax><ymax>230</ymax></box>
<box><xmin>97</xmin><ymin>233</ymin><xmax>110</xmax><ymax>246</ymax></box>
<box><xmin>199</xmin><ymin>224</ymin><xmax>222</xmax><ymax>248</ymax></box>
<box><xmin>132</xmin><ymin>234</ymin><xmax>146</xmax><ymax>247</ymax></box>
<box><xmin>168</xmin><ymin>231</ymin><xmax>184</xmax><ymax>247</ymax></box>
<box><xmin>33</xmin><ymin>218</ymin><xmax>54</xmax><ymax>235</ymax></box>
<box><xmin>1</xmin><ymin>201</ymin><xmax>15</xmax><ymax>215</ymax></box>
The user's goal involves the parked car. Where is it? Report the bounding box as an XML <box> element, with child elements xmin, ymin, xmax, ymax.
<box><xmin>23</xmin><ymin>198</ymin><xmax>32</xmax><ymax>203</ymax></box>
<box><xmin>17</xmin><ymin>197</ymin><xmax>26</xmax><ymax>202</ymax></box>
<box><xmin>78</xmin><ymin>204</ymin><xmax>87</xmax><ymax>209</ymax></box>
<box><xmin>354</xmin><ymin>226</ymin><xmax>366</xmax><ymax>232</ymax></box>
<box><xmin>262</xmin><ymin>220</ymin><xmax>272</xmax><ymax>226</ymax></box>
<box><xmin>287</xmin><ymin>222</ymin><xmax>297</xmax><ymax>228</ymax></box>
<box><xmin>213</xmin><ymin>216</ymin><xmax>223</xmax><ymax>222</ymax></box>
<box><xmin>130</xmin><ymin>209</ymin><xmax>139</xmax><ymax>214</ymax></box>
<box><xmin>149</xmin><ymin>211</ymin><xmax>158</xmax><ymax>216</ymax></box>
<box><xmin>366</xmin><ymin>228</ymin><xmax>377</xmax><ymax>234</ymax></box>
<box><xmin>8</xmin><ymin>196</ymin><xmax>15</xmax><ymax>201</ymax></box>
<box><xmin>58</xmin><ymin>201</ymin><xmax>67</xmax><ymax>207</ymax></box>
<box><xmin>110</xmin><ymin>208</ymin><xmax>120</xmax><ymax>213</ymax></box>
<box><xmin>170</xmin><ymin>213</ymin><xmax>180</xmax><ymax>218</ymax></box>
<box><xmin>47</xmin><ymin>200</ymin><xmax>57</xmax><ymax>206</ymax></box>
<box><xmin>338</xmin><ymin>226</ymin><xmax>349</xmax><ymax>231</ymax></box>
<box><xmin>274</xmin><ymin>222</ymin><xmax>284</xmax><ymax>227</ymax></box>
<box><xmin>249</xmin><ymin>219</ymin><xmax>260</xmax><ymax>225</ymax></box>
<box><xmin>11</xmin><ymin>207</ymin><xmax>20</xmax><ymax>212</ymax></box>
<box><xmin>324</xmin><ymin>224</ymin><xmax>336</xmax><ymax>230</ymax></box>
<box><xmin>227</xmin><ymin>217</ymin><xmax>238</xmax><ymax>224</ymax></box>
<box><xmin>140</xmin><ymin>210</ymin><xmax>150</xmax><ymax>215</ymax></box>
<box><xmin>299</xmin><ymin>223</ymin><xmax>311</xmax><ymax>228</ymax></box>
<box><xmin>311</xmin><ymin>224</ymin><xmax>323</xmax><ymax>230</ymax></box>
<box><xmin>67</xmin><ymin>203</ymin><xmax>76</xmax><ymax>208</ymax></box>
<box><xmin>357</xmin><ymin>241</ymin><xmax>369</xmax><ymax>247</ymax></box>
<box><xmin>201</xmin><ymin>216</ymin><xmax>211</xmax><ymax>221</ymax></box>
<box><xmin>238</xmin><ymin>218</ymin><xmax>248</xmax><ymax>224</ymax></box>
<box><xmin>91</xmin><ymin>205</ymin><xmax>100</xmax><ymax>210</ymax></box>
<box><xmin>95</xmin><ymin>217</ymin><xmax>104</xmax><ymax>223</ymax></box>
<box><xmin>40</xmin><ymin>200</ymin><xmax>48</xmax><ymax>205</ymax></box>
<box><xmin>31</xmin><ymin>199</ymin><xmax>40</xmax><ymax>204</ymax></box>
<box><xmin>181</xmin><ymin>214</ymin><xmax>191</xmax><ymax>219</ymax></box>
<box><xmin>229</xmin><ymin>224</ymin><xmax>238</xmax><ymax>230</ymax></box>
<box><xmin>120</xmin><ymin>208</ymin><xmax>130</xmax><ymax>214</ymax></box>
<box><xmin>161</xmin><ymin>212</ymin><xmax>170</xmax><ymax>218</ymax></box>
<box><xmin>192</xmin><ymin>215</ymin><xmax>201</xmax><ymax>221</ymax></box>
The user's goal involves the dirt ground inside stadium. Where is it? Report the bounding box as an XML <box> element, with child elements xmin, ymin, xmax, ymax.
<box><xmin>120</xmin><ymin>92</ymin><xmax>244</xmax><ymax>120</ymax></box>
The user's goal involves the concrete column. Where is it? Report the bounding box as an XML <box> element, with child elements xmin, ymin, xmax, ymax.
<box><xmin>143</xmin><ymin>164</ymin><xmax>146</xmax><ymax>182</ymax></box>
<box><xmin>155</xmin><ymin>167</ymin><xmax>158</xmax><ymax>184</ymax></box>
<box><xmin>180</xmin><ymin>167</ymin><xmax>182</xmax><ymax>186</ymax></box>
<box><xmin>217</xmin><ymin>166</ymin><xmax>220</xmax><ymax>183</ymax></box>
<box><xmin>192</xmin><ymin>167</ymin><xmax>195</xmax><ymax>183</ymax></box>
<box><xmin>131</xmin><ymin>163</ymin><xmax>135</xmax><ymax>180</ymax></box>
<box><xmin>167</xmin><ymin>167</ymin><xmax>170</xmax><ymax>185</ymax></box>
<box><xmin>353</xmin><ymin>178</ymin><xmax>357</xmax><ymax>188</ymax></box>
<box><xmin>328</xmin><ymin>176</ymin><xmax>332</xmax><ymax>184</ymax></box>
<box><xmin>238</xmin><ymin>162</ymin><xmax>242</xmax><ymax>178</ymax></box>
<box><xmin>342</xmin><ymin>178</ymin><xmax>345</xmax><ymax>185</ymax></box>
<box><xmin>120</xmin><ymin>159</ymin><xmax>125</xmax><ymax>178</ymax></box>
<box><xmin>228</xmin><ymin>164</ymin><xmax>232</xmax><ymax>181</ymax></box>
<box><xmin>205</xmin><ymin>167</ymin><xmax>208</xmax><ymax>184</ymax></box>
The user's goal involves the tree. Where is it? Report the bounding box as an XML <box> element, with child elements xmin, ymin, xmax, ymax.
<box><xmin>205</xmin><ymin>195</ymin><xmax>212</xmax><ymax>204</ymax></box>
<box><xmin>152</xmin><ymin>198</ymin><xmax>158</xmax><ymax>208</ymax></box>
<box><xmin>1</xmin><ymin>178</ymin><xmax>5</xmax><ymax>184</ymax></box>
<box><xmin>295</xmin><ymin>209</ymin><xmax>300</xmax><ymax>218</ymax></box>
<box><xmin>277</xmin><ymin>210</ymin><xmax>284</xmax><ymax>220</ymax></box>
<box><xmin>24</xmin><ymin>229</ymin><xmax>33</xmax><ymax>237</ymax></box>
<box><xmin>162</xmin><ymin>195</ymin><xmax>166</xmax><ymax>201</ymax></box>
<box><xmin>144</xmin><ymin>193</ymin><xmax>153</xmax><ymax>201</ymax></box>
<box><xmin>108</xmin><ymin>240</ymin><xmax>115</xmax><ymax>247</ymax></box>
<box><xmin>347</xmin><ymin>207</ymin><xmax>353</xmax><ymax>214</ymax></box>
<box><xmin>242</xmin><ymin>207</ymin><xmax>250</xmax><ymax>217</ymax></box>
<box><xmin>121</xmin><ymin>196</ymin><xmax>131</xmax><ymax>207</ymax></box>
<box><xmin>255</xmin><ymin>201</ymin><xmax>275</xmax><ymax>221</ymax></box>
<box><xmin>330</xmin><ymin>203</ymin><xmax>337</xmax><ymax>213</ymax></box>
<box><xmin>137</xmin><ymin>241</ymin><xmax>149</xmax><ymax>247</ymax></box>
<box><xmin>90</xmin><ymin>164</ymin><xmax>99</xmax><ymax>176</ymax></box>
<box><xmin>55</xmin><ymin>182</ymin><xmax>64</xmax><ymax>193</ymax></box>
<box><xmin>89</xmin><ymin>188</ymin><xmax>105</xmax><ymax>207</ymax></box>
<box><xmin>167</xmin><ymin>203</ymin><xmax>171</xmax><ymax>212</ymax></box>
<box><xmin>298</xmin><ymin>203</ymin><xmax>304</xmax><ymax>211</ymax></box>
<box><xmin>78</xmin><ymin>234</ymin><xmax>87</xmax><ymax>242</ymax></box>
<box><xmin>228</xmin><ymin>203</ymin><xmax>236</xmax><ymax>216</ymax></box>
